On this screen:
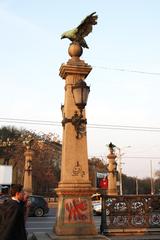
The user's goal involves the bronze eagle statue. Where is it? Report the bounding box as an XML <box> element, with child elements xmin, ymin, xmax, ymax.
<box><xmin>108</xmin><ymin>142</ymin><xmax>116</xmax><ymax>150</ymax></box>
<box><xmin>61</xmin><ymin>12</ymin><xmax>98</xmax><ymax>48</ymax></box>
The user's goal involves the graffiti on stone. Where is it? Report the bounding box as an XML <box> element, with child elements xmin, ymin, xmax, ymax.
<box><xmin>64</xmin><ymin>198</ymin><xmax>91</xmax><ymax>223</ymax></box>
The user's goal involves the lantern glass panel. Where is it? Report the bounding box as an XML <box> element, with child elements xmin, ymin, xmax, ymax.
<box><xmin>72</xmin><ymin>87</ymin><xmax>82</xmax><ymax>106</ymax></box>
<box><xmin>72</xmin><ymin>81</ymin><xmax>90</xmax><ymax>110</ymax></box>
<box><xmin>82</xmin><ymin>86</ymin><xmax>90</xmax><ymax>105</ymax></box>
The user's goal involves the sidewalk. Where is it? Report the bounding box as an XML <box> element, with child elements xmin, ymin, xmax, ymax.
<box><xmin>28</xmin><ymin>232</ymin><xmax>109</xmax><ymax>240</ymax></box>
<box><xmin>28</xmin><ymin>232</ymin><xmax>160</xmax><ymax>240</ymax></box>
<box><xmin>108</xmin><ymin>235</ymin><xmax>160</xmax><ymax>240</ymax></box>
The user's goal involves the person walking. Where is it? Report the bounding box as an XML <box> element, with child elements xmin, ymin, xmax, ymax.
<box><xmin>0</xmin><ymin>184</ymin><xmax>28</xmax><ymax>240</ymax></box>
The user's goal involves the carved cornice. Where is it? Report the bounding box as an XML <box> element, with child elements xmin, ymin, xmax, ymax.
<box><xmin>59</xmin><ymin>63</ymin><xmax>92</xmax><ymax>80</ymax></box>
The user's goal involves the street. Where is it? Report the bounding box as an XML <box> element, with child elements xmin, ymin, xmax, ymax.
<box><xmin>26</xmin><ymin>208</ymin><xmax>101</xmax><ymax>234</ymax></box>
<box><xmin>27</xmin><ymin>212</ymin><xmax>160</xmax><ymax>240</ymax></box>
<box><xmin>26</xmin><ymin>208</ymin><xmax>56</xmax><ymax>233</ymax></box>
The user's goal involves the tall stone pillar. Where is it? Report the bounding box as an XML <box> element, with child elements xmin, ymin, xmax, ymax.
<box><xmin>23</xmin><ymin>146</ymin><xmax>33</xmax><ymax>194</ymax></box>
<box><xmin>107</xmin><ymin>144</ymin><xmax>118</xmax><ymax>195</ymax></box>
<box><xmin>54</xmin><ymin>43</ymin><xmax>107</xmax><ymax>239</ymax></box>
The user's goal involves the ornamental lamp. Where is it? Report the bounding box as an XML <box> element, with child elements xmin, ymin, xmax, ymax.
<box><xmin>72</xmin><ymin>80</ymin><xmax>90</xmax><ymax>113</ymax></box>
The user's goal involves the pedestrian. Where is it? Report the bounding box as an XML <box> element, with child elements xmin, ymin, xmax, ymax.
<box><xmin>0</xmin><ymin>184</ymin><xmax>28</xmax><ymax>240</ymax></box>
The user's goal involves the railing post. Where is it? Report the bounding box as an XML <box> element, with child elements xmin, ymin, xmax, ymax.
<box><xmin>100</xmin><ymin>189</ymin><xmax>107</xmax><ymax>234</ymax></box>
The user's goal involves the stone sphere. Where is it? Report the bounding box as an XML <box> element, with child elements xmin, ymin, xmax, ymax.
<box><xmin>68</xmin><ymin>42</ymin><xmax>83</xmax><ymax>57</ymax></box>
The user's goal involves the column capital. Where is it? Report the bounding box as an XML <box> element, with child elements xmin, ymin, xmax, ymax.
<box><xmin>107</xmin><ymin>152</ymin><xmax>117</xmax><ymax>160</ymax></box>
<box><xmin>59</xmin><ymin>62</ymin><xmax>92</xmax><ymax>80</ymax></box>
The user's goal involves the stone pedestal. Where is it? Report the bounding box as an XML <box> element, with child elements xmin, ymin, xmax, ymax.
<box><xmin>24</xmin><ymin>147</ymin><xmax>33</xmax><ymax>194</ymax></box>
<box><xmin>54</xmin><ymin>43</ymin><xmax>100</xmax><ymax>237</ymax></box>
<box><xmin>107</xmin><ymin>148</ymin><xmax>118</xmax><ymax>195</ymax></box>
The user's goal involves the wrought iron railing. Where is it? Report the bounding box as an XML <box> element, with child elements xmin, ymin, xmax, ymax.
<box><xmin>100</xmin><ymin>194</ymin><xmax>160</xmax><ymax>235</ymax></box>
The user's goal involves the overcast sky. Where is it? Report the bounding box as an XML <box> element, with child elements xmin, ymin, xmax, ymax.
<box><xmin>0</xmin><ymin>0</ymin><xmax>160</xmax><ymax>178</ymax></box>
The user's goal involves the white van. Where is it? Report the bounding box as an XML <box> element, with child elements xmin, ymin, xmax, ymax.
<box><xmin>91</xmin><ymin>193</ymin><xmax>101</xmax><ymax>204</ymax></box>
<box><xmin>91</xmin><ymin>193</ymin><xmax>102</xmax><ymax>215</ymax></box>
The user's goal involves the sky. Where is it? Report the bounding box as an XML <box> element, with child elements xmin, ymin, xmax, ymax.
<box><xmin>0</xmin><ymin>0</ymin><xmax>160</xmax><ymax>179</ymax></box>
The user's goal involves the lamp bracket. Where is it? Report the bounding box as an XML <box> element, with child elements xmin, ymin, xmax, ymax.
<box><xmin>62</xmin><ymin>111</ymin><xmax>87</xmax><ymax>139</ymax></box>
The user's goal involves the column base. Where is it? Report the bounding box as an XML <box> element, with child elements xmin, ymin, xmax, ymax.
<box><xmin>54</xmin><ymin>186</ymin><xmax>97</xmax><ymax>236</ymax></box>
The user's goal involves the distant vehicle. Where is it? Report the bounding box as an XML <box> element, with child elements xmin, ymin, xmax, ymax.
<box><xmin>92</xmin><ymin>202</ymin><xmax>102</xmax><ymax>215</ymax></box>
<box><xmin>28</xmin><ymin>195</ymin><xmax>49</xmax><ymax>217</ymax></box>
<box><xmin>91</xmin><ymin>193</ymin><xmax>101</xmax><ymax>204</ymax></box>
<box><xmin>92</xmin><ymin>201</ymin><xmax>111</xmax><ymax>216</ymax></box>
<box><xmin>0</xmin><ymin>194</ymin><xmax>49</xmax><ymax>217</ymax></box>
<box><xmin>91</xmin><ymin>193</ymin><xmax>111</xmax><ymax>216</ymax></box>
<box><xmin>91</xmin><ymin>193</ymin><xmax>102</xmax><ymax>215</ymax></box>
<box><xmin>0</xmin><ymin>194</ymin><xmax>9</xmax><ymax>205</ymax></box>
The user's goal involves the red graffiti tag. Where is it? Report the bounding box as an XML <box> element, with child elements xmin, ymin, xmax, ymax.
<box><xmin>65</xmin><ymin>198</ymin><xmax>88</xmax><ymax>221</ymax></box>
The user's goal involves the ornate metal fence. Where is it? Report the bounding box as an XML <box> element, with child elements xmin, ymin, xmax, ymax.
<box><xmin>100</xmin><ymin>194</ymin><xmax>160</xmax><ymax>235</ymax></box>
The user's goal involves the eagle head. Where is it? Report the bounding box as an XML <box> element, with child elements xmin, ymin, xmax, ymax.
<box><xmin>61</xmin><ymin>33</ymin><xmax>66</xmax><ymax>39</ymax></box>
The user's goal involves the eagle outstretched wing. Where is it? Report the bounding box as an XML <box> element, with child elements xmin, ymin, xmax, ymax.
<box><xmin>61</xmin><ymin>12</ymin><xmax>98</xmax><ymax>48</ymax></box>
<box><xmin>77</xmin><ymin>12</ymin><xmax>98</xmax><ymax>39</ymax></box>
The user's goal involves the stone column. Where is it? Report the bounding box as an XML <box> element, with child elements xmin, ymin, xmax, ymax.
<box><xmin>107</xmin><ymin>146</ymin><xmax>118</xmax><ymax>195</ymax></box>
<box><xmin>54</xmin><ymin>43</ymin><xmax>104</xmax><ymax>238</ymax></box>
<box><xmin>23</xmin><ymin>146</ymin><xmax>33</xmax><ymax>194</ymax></box>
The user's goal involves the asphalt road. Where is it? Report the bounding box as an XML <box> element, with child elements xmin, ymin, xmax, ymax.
<box><xmin>26</xmin><ymin>208</ymin><xmax>101</xmax><ymax>234</ymax></box>
<box><xmin>26</xmin><ymin>210</ymin><xmax>160</xmax><ymax>239</ymax></box>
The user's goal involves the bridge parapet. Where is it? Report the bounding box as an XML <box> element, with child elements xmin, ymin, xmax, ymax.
<box><xmin>100</xmin><ymin>194</ymin><xmax>160</xmax><ymax>236</ymax></box>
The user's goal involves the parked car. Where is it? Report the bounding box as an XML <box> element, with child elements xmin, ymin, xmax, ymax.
<box><xmin>28</xmin><ymin>195</ymin><xmax>49</xmax><ymax>217</ymax></box>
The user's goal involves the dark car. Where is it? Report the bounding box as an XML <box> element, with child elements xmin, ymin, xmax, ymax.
<box><xmin>0</xmin><ymin>194</ymin><xmax>9</xmax><ymax>205</ymax></box>
<box><xmin>28</xmin><ymin>195</ymin><xmax>49</xmax><ymax>217</ymax></box>
<box><xmin>0</xmin><ymin>194</ymin><xmax>49</xmax><ymax>217</ymax></box>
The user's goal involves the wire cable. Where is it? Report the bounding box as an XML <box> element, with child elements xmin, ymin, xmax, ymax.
<box><xmin>93</xmin><ymin>66</ymin><xmax>160</xmax><ymax>76</ymax></box>
<box><xmin>1</xmin><ymin>117</ymin><xmax>160</xmax><ymax>132</ymax></box>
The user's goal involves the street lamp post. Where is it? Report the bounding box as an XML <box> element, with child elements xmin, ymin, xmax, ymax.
<box><xmin>116</xmin><ymin>146</ymin><xmax>131</xmax><ymax>196</ymax></box>
<box><xmin>118</xmin><ymin>150</ymin><xmax>123</xmax><ymax>196</ymax></box>
<box><xmin>107</xmin><ymin>142</ymin><xmax>118</xmax><ymax>195</ymax></box>
<box><xmin>54</xmin><ymin>43</ymin><xmax>102</xmax><ymax>238</ymax></box>
<box><xmin>136</xmin><ymin>176</ymin><xmax>139</xmax><ymax>195</ymax></box>
<box><xmin>23</xmin><ymin>136</ymin><xmax>34</xmax><ymax>195</ymax></box>
<box><xmin>99</xmin><ymin>177</ymin><xmax>108</xmax><ymax>234</ymax></box>
<box><xmin>150</xmin><ymin>159</ymin><xmax>154</xmax><ymax>195</ymax></box>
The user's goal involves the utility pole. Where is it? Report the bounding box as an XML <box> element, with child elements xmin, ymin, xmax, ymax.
<box><xmin>136</xmin><ymin>176</ymin><xmax>138</xmax><ymax>195</ymax></box>
<box><xmin>150</xmin><ymin>160</ymin><xmax>154</xmax><ymax>195</ymax></box>
<box><xmin>118</xmin><ymin>150</ymin><xmax>123</xmax><ymax>196</ymax></box>
<box><xmin>116</xmin><ymin>146</ymin><xmax>131</xmax><ymax>196</ymax></box>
